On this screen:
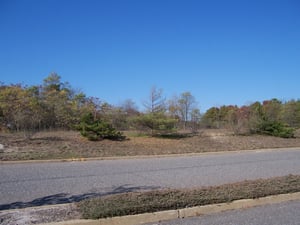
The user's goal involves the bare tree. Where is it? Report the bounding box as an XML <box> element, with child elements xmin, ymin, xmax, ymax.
<box><xmin>190</xmin><ymin>108</ymin><xmax>201</xmax><ymax>132</ymax></box>
<box><xmin>143</xmin><ymin>86</ymin><xmax>166</xmax><ymax>113</ymax></box>
<box><xmin>138</xmin><ymin>87</ymin><xmax>178</xmax><ymax>135</ymax></box>
<box><xmin>120</xmin><ymin>99</ymin><xmax>139</xmax><ymax>116</ymax></box>
<box><xmin>178</xmin><ymin>92</ymin><xmax>196</xmax><ymax>129</ymax></box>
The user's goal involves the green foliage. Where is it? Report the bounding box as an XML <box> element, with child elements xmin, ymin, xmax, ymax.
<box><xmin>201</xmin><ymin>107</ymin><xmax>220</xmax><ymax>128</ymax></box>
<box><xmin>201</xmin><ymin>106</ymin><xmax>238</xmax><ymax>129</ymax></box>
<box><xmin>0</xmin><ymin>84</ymin><xmax>43</xmax><ymax>137</ymax></box>
<box><xmin>262</xmin><ymin>99</ymin><xmax>282</xmax><ymax>122</ymax></box>
<box><xmin>133</xmin><ymin>113</ymin><xmax>178</xmax><ymax>135</ymax></box>
<box><xmin>257</xmin><ymin>120</ymin><xmax>295</xmax><ymax>138</ymax></box>
<box><xmin>0</xmin><ymin>74</ymin><xmax>99</xmax><ymax>132</ymax></box>
<box><xmin>77</xmin><ymin>113</ymin><xmax>125</xmax><ymax>141</ymax></box>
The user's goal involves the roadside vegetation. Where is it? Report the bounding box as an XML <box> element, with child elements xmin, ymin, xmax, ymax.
<box><xmin>78</xmin><ymin>174</ymin><xmax>300</xmax><ymax>219</ymax></box>
<box><xmin>1</xmin><ymin>73</ymin><xmax>300</xmax><ymax>140</ymax></box>
<box><xmin>1</xmin><ymin>73</ymin><xmax>300</xmax><ymax>160</ymax></box>
<box><xmin>0</xmin><ymin>73</ymin><xmax>300</xmax><ymax>160</ymax></box>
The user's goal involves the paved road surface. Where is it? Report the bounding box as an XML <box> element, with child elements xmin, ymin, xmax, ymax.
<box><xmin>143</xmin><ymin>200</ymin><xmax>300</xmax><ymax>225</ymax></box>
<box><xmin>1</xmin><ymin>148</ymin><xmax>299</xmax><ymax>210</ymax></box>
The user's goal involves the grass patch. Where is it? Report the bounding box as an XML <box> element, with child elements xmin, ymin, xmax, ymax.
<box><xmin>126</xmin><ymin>131</ymin><xmax>194</xmax><ymax>139</ymax></box>
<box><xmin>77</xmin><ymin>175</ymin><xmax>300</xmax><ymax>219</ymax></box>
<box><xmin>125</xmin><ymin>131</ymin><xmax>149</xmax><ymax>137</ymax></box>
<box><xmin>153</xmin><ymin>132</ymin><xmax>196</xmax><ymax>139</ymax></box>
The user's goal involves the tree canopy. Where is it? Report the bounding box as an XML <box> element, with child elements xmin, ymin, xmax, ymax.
<box><xmin>1</xmin><ymin>74</ymin><xmax>299</xmax><ymax>139</ymax></box>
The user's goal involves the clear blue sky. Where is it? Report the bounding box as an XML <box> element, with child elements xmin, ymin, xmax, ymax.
<box><xmin>1</xmin><ymin>0</ymin><xmax>299</xmax><ymax>112</ymax></box>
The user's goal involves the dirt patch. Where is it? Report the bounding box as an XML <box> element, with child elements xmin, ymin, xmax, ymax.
<box><xmin>0</xmin><ymin>204</ymin><xmax>81</xmax><ymax>225</ymax></box>
<box><xmin>1</xmin><ymin>129</ymin><xmax>300</xmax><ymax>161</ymax></box>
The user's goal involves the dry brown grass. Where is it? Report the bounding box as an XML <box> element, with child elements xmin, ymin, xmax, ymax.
<box><xmin>78</xmin><ymin>175</ymin><xmax>300</xmax><ymax>219</ymax></box>
<box><xmin>1</xmin><ymin>129</ymin><xmax>300</xmax><ymax>161</ymax></box>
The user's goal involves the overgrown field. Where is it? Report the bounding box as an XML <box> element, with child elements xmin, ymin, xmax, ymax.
<box><xmin>78</xmin><ymin>175</ymin><xmax>300</xmax><ymax>219</ymax></box>
<box><xmin>1</xmin><ymin>129</ymin><xmax>300</xmax><ymax>161</ymax></box>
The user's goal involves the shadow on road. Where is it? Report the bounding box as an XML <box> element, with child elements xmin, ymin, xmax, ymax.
<box><xmin>0</xmin><ymin>184</ymin><xmax>160</xmax><ymax>210</ymax></box>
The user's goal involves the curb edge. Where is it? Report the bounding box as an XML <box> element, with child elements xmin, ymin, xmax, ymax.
<box><xmin>42</xmin><ymin>192</ymin><xmax>300</xmax><ymax>225</ymax></box>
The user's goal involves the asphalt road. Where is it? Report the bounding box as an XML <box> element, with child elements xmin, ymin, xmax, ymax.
<box><xmin>143</xmin><ymin>200</ymin><xmax>300</xmax><ymax>225</ymax></box>
<box><xmin>1</xmin><ymin>148</ymin><xmax>300</xmax><ymax>210</ymax></box>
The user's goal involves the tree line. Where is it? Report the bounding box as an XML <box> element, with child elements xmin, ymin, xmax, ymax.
<box><xmin>0</xmin><ymin>73</ymin><xmax>199</xmax><ymax>139</ymax></box>
<box><xmin>0</xmin><ymin>73</ymin><xmax>299</xmax><ymax>139</ymax></box>
<box><xmin>202</xmin><ymin>99</ymin><xmax>300</xmax><ymax>138</ymax></box>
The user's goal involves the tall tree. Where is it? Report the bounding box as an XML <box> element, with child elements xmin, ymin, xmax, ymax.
<box><xmin>167</xmin><ymin>95</ymin><xmax>180</xmax><ymax>119</ymax></box>
<box><xmin>143</xmin><ymin>86</ymin><xmax>166</xmax><ymax>113</ymax></box>
<box><xmin>41</xmin><ymin>73</ymin><xmax>75</xmax><ymax>128</ymax></box>
<box><xmin>0</xmin><ymin>84</ymin><xmax>44</xmax><ymax>136</ymax></box>
<box><xmin>262</xmin><ymin>99</ymin><xmax>282</xmax><ymax>122</ymax></box>
<box><xmin>114</xmin><ymin>99</ymin><xmax>140</xmax><ymax>130</ymax></box>
<box><xmin>178</xmin><ymin>92</ymin><xmax>196</xmax><ymax>129</ymax></box>
<box><xmin>201</xmin><ymin>107</ymin><xmax>220</xmax><ymax>128</ymax></box>
<box><xmin>120</xmin><ymin>99</ymin><xmax>139</xmax><ymax>117</ymax></box>
<box><xmin>190</xmin><ymin>108</ymin><xmax>201</xmax><ymax>132</ymax></box>
<box><xmin>281</xmin><ymin>100</ymin><xmax>300</xmax><ymax>128</ymax></box>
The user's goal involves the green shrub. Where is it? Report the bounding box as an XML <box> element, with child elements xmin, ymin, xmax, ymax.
<box><xmin>257</xmin><ymin>121</ymin><xmax>295</xmax><ymax>138</ymax></box>
<box><xmin>132</xmin><ymin>113</ymin><xmax>178</xmax><ymax>135</ymax></box>
<box><xmin>77</xmin><ymin>113</ymin><xmax>125</xmax><ymax>141</ymax></box>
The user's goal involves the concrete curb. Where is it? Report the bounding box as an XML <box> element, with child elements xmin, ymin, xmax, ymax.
<box><xmin>43</xmin><ymin>192</ymin><xmax>300</xmax><ymax>225</ymax></box>
<box><xmin>1</xmin><ymin>147</ymin><xmax>300</xmax><ymax>164</ymax></box>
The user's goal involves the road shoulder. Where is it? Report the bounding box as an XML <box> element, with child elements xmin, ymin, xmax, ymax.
<box><xmin>2</xmin><ymin>192</ymin><xmax>299</xmax><ymax>225</ymax></box>
<box><xmin>1</xmin><ymin>147</ymin><xmax>300</xmax><ymax>165</ymax></box>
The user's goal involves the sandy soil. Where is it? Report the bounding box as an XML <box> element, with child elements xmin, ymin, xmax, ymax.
<box><xmin>1</xmin><ymin>129</ymin><xmax>300</xmax><ymax>161</ymax></box>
